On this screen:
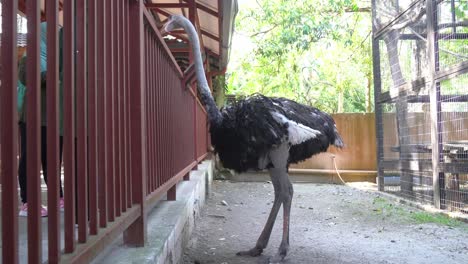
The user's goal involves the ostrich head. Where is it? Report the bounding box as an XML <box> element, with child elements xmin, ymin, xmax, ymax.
<box><xmin>161</xmin><ymin>15</ymin><xmax>185</xmax><ymax>35</ymax></box>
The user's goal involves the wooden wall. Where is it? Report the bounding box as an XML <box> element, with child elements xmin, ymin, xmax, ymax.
<box><xmin>291</xmin><ymin>113</ymin><xmax>377</xmax><ymax>171</ymax></box>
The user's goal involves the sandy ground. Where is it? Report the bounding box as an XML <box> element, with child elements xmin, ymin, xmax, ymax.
<box><xmin>182</xmin><ymin>181</ymin><xmax>468</xmax><ymax>264</ymax></box>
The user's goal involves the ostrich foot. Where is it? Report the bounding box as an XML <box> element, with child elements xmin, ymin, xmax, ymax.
<box><xmin>268</xmin><ymin>253</ymin><xmax>286</xmax><ymax>264</ymax></box>
<box><xmin>236</xmin><ymin>247</ymin><xmax>263</xmax><ymax>257</ymax></box>
<box><xmin>268</xmin><ymin>241</ymin><xmax>288</xmax><ymax>263</ymax></box>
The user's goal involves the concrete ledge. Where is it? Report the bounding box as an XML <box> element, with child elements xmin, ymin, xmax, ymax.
<box><xmin>92</xmin><ymin>159</ymin><xmax>214</xmax><ymax>264</ymax></box>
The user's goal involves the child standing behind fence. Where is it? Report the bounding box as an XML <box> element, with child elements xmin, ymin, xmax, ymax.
<box><xmin>17</xmin><ymin>22</ymin><xmax>65</xmax><ymax>217</ymax></box>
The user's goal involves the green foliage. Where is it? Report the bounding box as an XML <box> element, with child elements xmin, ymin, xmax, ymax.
<box><xmin>227</xmin><ymin>0</ymin><xmax>373</xmax><ymax>113</ymax></box>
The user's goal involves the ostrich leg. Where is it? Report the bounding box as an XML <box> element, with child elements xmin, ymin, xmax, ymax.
<box><xmin>236</xmin><ymin>169</ymin><xmax>283</xmax><ymax>257</ymax></box>
<box><xmin>269</xmin><ymin>167</ymin><xmax>293</xmax><ymax>263</ymax></box>
<box><xmin>237</xmin><ymin>143</ymin><xmax>292</xmax><ymax>263</ymax></box>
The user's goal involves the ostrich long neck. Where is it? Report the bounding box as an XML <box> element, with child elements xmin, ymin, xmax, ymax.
<box><xmin>180</xmin><ymin>17</ymin><xmax>223</xmax><ymax>126</ymax></box>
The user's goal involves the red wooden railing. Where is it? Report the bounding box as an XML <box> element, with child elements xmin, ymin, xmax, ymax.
<box><xmin>0</xmin><ymin>1</ymin><xmax>209</xmax><ymax>263</ymax></box>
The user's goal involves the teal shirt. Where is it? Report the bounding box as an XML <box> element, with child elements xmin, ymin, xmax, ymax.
<box><xmin>18</xmin><ymin>22</ymin><xmax>64</xmax><ymax>135</ymax></box>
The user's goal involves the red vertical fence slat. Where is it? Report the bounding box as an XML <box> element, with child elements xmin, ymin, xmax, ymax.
<box><xmin>97</xmin><ymin>0</ymin><xmax>108</xmax><ymax>228</ymax></box>
<box><xmin>87</xmin><ymin>0</ymin><xmax>99</xmax><ymax>236</ymax></box>
<box><xmin>125</xmin><ymin>0</ymin><xmax>132</xmax><ymax>209</ymax></box>
<box><xmin>46</xmin><ymin>0</ymin><xmax>62</xmax><ymax>261</ymax></box>
<box><xmin>26</xmin><ymin>1</ymin><xmax>42</xmax><ymax>262</ymax></box>
<box><xmin>151</xmin><ymin>29</ymin><xmax>156</xmax><ymax>193</ymax></box>
<box><xmin>1</xmin><ymin>0</ymin><xmax>19</xmax><ymax>263</ymax></box>
<box><xmin>119</xmin><ymin>0</ymin><xmax>127</xmax><ymax>213</ymax></box>
<box><xmin>76</xmin><ymin>0</ymin><xmax>89</xmax><ymax>243</ymax></box>
<box><xmin>106</xmin><ymin>0</ymin><xmax>115</xmax><ymax>223</ymax></box>
<box><xmin>114</xmin><ymin>0</ymin><xmax>122</xmax><ymax>218</ymax></box>
<box><xmin>144</xmin><ymin>29</ymin><xmax>151</xmax><ymax>194</ymax></box>
<box><xmin>156</xmin><ymin>45</ymin><xmax>162</xmax><ymax>189</ymax></box>
<box><xmin>124</xmin><ymin>0</ymin><xmax>147</xmax><ymax>246</ymax></box>
<box><xmin>151</xmin><ymin>33</ymin><xmax>156</xmax><ymax>193</ymax></box>
<box><xmin>63</xmin><ymin>0</ymin><xmax>77</xmax><ymax>253</ymax></box>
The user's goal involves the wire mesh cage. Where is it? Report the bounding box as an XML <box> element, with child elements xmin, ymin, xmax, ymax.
<box><xmin>373</xmin><ymin>0</ymin><xmax>468</xmax><ymax>213</ymax></box>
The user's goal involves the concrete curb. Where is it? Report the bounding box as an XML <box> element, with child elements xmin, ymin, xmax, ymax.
<box><xmin>92</xmin><ymin>159</ymin><xmax>214</xmax><ymax>264</ymax></box>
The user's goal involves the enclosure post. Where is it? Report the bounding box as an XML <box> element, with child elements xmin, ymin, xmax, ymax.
<box><xmin>26</xmin><ymin>0</ymin><xmax>43</xmax><ymax>261</ymax></box>
<box><xmin>46</xmin><ymin>0</ymin><xmax>62</xmax><ymax>261</ymax></box>
<box><xmin>124</xmin><ymin>0</ymin><xmax>147</xmax><ymax>246</ymax></box>
<box><xmin>63</xmin><ymin>0</ymin><xmax>77</xmax><ymax>253</ymax></box>
<box><xmin>427</xmin><ymin>0</ymin><xmax>442</xmax><ymax>209</ymax></box>
<box><xmin>371</xmin><ymin>0</ymin><xmax>384</xmax><ymax>191</ymax></box>
<box><xmin>1</xmin><ymin>1</ymin><xmax>19</xmax><ymax>263</ymax></box>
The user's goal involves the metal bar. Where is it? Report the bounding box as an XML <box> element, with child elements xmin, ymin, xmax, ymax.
<box><xmin>113</xmin><ymin>0</ymin><xmax>120</xmax><ymax>212</ymax></box>
<box><xmin>121</xmin><ymin>0</ymin><xmax>128</xmax><ymax>212</ymax></box>
<box><xmin>427</xmin><ymin>0</ymin><xmax>442</xmax><ymax>209</ymax></box>
<box><xmin>64</xmin><ymin>0</ymin><xmax>77</xmax><ymax>253</ymax></box>
<box><xmin>165</xmin><ymin>60</ymin><xmax>170</xmax><ymax>183</ymax></box>
<box><xmin>380</xmin><ymin>160</ymin><xmax>433</xmax><ymax>172</ymax></box>
<box><xmin>145</xmin><ymin>29</ymin><xmax>151</xmax><ymax>195</ymax></box>
<box><xmin>193</xmin><ymin>86</ymin><xmax>198</xmax><ymax>163</ymax></box>
<box><xmin>372</xmin><ymin>0</ymin><xmax>385</xmax><ymax>191</ymax></box>
<box><xmin>156</xmin><ymin>44</ymin><xmax>162</xmax><ymax>189</ymax></box>
<box><xmin>1</xmin><ymin>0</ymin><xmax>19</xmax><ymax>260</ymax></box>
<box><xmin>106</xmin><ymin>0</ymin><xmax>115</xmax><ymax>222</ymax></box>
<box><xmin>150</xmin><ymin>31</ymin><xmax>157</xmax><ymax>192</ymax></box>
<box><xmin>399</xmin><ymin>33</ymin><xmax>468</xmax><ymax>40</ymax></box>
<box><xmin>114</xmin><ymin>0</ymin><xmax>122</xmax><ymax>218</ymax></box>
<box><xmin>125</xmin><ymin>0</ymin><xmax>133</xmax><ymax>208</ymax></box>
<box><xmin>26</xmin><ymin>0</ymin><xmax>42</xmax><ymax>261</ymax></box>
<box><xmin>124</xmin><ymin>0</ymin><xmax>147</xmax><ymax>246</ymax></box>
<box><xmin>379</xmin><ymin>92</ymin><xmax>468</xmax><ymax>104</ymax></box>
<box><xmin>76</xmin><ymin>0</ymin><xmax>88</xmax><ymax>243</ymax></box>
<box><xmin>145</xmin><ymin>3</ymin><xmax>189</xmax><ymax>9</ymax></box>
<box><xmin>119</xmin><ymin>0</ymin><xmax>126</xmax><ymax>213</ymax></box>
<box><xmin>46</xmin><ymin>0</ymin><xmax>62</xmax><ymax>261</ymax></box>
<box><xmin>87</xmin><ymin>0</ymin><xmax>99</xmax><ymax>235</ymax></box>
<box><xmin>97</xmin><ymin>0</ymin><xmax>108</xmax><ymax>228</ymax></box>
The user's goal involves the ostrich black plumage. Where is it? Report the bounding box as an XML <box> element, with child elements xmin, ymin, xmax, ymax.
<box><xmin>163</xmin><ymin>15</ymin><xmax>344</xmax><ymax>263</ymax></box>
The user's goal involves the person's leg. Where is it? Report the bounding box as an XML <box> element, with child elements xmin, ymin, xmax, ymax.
<box><xmin>18</xmin><ymin>122</ymin><xmax>28</xmax><ymax>204</ymax></box>
<box><xmin>41</xmin><ymin>126</ymin><xmax>48</xmax><ymax>184</ymax></box>
<box><xmin>59</xmin><ymin>136</ymin><xmax>64</xmax><ymax>198</ymax></box>
<box><xmin>41</xmin><ymin>126</ymin><xmax>64</xmax><ymax>199</ymax></box>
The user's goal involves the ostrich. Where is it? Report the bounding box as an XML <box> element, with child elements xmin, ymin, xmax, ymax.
<box><xmin>163</xmin><ymin>15</ymin><xmax>344</xmax><ymax>263</ymax></box>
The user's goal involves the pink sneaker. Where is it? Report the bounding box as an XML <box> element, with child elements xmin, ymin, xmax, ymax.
<box><xmin>18</xmin><ymin>203</ymin><xmax>48</xmax><ymax>217</ymax></box>
<box><xmin>59</xmin><ymin>198</ymin><xmax>65</xmax><ymax>212</ymax></box>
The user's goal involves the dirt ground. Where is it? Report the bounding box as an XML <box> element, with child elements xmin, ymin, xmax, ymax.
<box><xmin>182</xmin><ymin>181</ymin><xmax>468</xmax><ymax>264</ymax></box>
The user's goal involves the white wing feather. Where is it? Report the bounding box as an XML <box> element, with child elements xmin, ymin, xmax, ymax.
<box><xmin>271</xmin><ymin>112</ymin><xmax>321</xmax><ymax>145</ymax></box>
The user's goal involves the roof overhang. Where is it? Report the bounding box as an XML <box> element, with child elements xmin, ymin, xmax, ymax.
<box><xmin>16</xmin><ymin>0</ymin><xmax>238</xmax><ymax>73</ymax></box>
<box><xmin>146</xmin><ymin>0</ymin><xmax>238</xmax><ymax>72</ymax></box>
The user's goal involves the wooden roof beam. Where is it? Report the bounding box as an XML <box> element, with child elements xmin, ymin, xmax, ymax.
<box><xmin>182</xmin><ymin>0</ymin><xmax>218</xmax><ymax>17</ymax></box>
